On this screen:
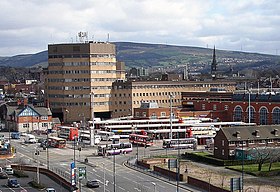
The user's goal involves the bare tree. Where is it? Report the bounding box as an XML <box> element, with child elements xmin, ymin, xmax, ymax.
<box><xmin>249</xmin><ymin>147</ymin><xmax>271</xmax><ymax>171</ymax></box>
<box><xmin>268</xmin><ymin>148</ymin><xmax>280</xmax><ymax>171</ymax></box>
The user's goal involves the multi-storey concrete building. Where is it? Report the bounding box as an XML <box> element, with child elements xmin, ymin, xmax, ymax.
<box><xmin>46</xmin><ymin>41</ymin><xmax>236</xmax><ymax>123</ymax></box>
<box><xmin>46</xmin><ymin>42</ymin><xmax>125</xmax><ymax>122</ymax></box>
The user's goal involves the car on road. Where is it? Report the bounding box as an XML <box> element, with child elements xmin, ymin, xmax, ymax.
<box><xmin>45</xmin><ymin>187</ymin><xmax>56</xmax><ymax>192</ymax></box>
<box><xmin>86</xmin><ymin>180</ymin><xmax>99</xmax><ymax>188</ymax></box>
<box><xmin>4</xmin><ymin>167</ymin><xmax>14</xmax><ymax>175</ymax></box>
<box><xmin>0</xmin><ymin>172</ymin><xmax>8</xmax><ymax>179</ymax></box>
<box><xmin>7</xmin><ymin>178</ymin><xmax>20</xmax><ymax>188</ymax></box>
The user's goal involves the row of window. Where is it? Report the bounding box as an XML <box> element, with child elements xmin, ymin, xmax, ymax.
<box><xmin>48</xmin><ymin>54</ymin><xmax>115</xmax><ymax>59</ymax></box>
<box><xmin>48</xmin><ymin>94</ymin><xmax>111</xmax><ymax>99</ymax></box>
<box><xmin>48</xmin><ymin>67</ymin><xmax>116</xmax><ymax>75</ymax></box>
<box><xmin>50</xmin><ymin>101</ymin><xmax>111</xmax><ymax>107</ymax></box>
<box><xmin>234</xmin><ymin>106</ymin><xmax>280</xmax><ymax>124</ymax></box>
<box><xmin>22</xmin><ymin>122</ymin><xmax>49</xmax><ymax>128</ymax></box>
<box><xmin>48</xmin><ymin>76</ymin><xmax>117</xmax><ymax>83</ymax></box>
<box><xmin>113</xmin><ymin>84</ymin><xmax>232</xmax><ymax>90</ymax></box>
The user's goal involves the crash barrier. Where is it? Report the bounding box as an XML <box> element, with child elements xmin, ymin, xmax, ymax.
<box><xmin>11</xmin><ymin>165</ymin><xmax>74</xmax><ymax>191</ymax></box>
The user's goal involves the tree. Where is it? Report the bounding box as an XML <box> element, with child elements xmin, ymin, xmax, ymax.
<box><xmin>268</xmin><ymin>147</ymin><xmax>280</xmax><ymax>171</ymax></box>
<box><xmin>249</xmin><ymin>147</ymin><xmax>271</xmax><ymax>171</ymax></box>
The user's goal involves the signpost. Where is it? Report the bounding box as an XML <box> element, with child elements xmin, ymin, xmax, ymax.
<box><xmin>70</xmin><ymin>162</ymin><xmax>76</xmax><ymax>188</ymax></box>
<box><xmin>230</xmin><ymin>177</ymin><xmax>242</xmax><ymax>192</ymax></box>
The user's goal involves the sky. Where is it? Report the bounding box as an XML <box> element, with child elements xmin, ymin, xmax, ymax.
<box><xmin>1</xmin><ymin>0</ymin><xmax>280</xmax><ymax>56</ymax></box>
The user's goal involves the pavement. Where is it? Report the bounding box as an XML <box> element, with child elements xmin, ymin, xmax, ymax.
<box><xmin>124</xmin><ymin>156</ymin><xmax>207</xmax><ymax>192</ymax></box>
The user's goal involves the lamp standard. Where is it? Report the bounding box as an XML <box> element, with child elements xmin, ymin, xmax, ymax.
<box><xmin>90</xmin><ymin>92</ymin><xmax>95</xmax><ymax>147</ymax></box>
<box><xmin>169</xmin><ymin>94</ymin><xmax>174</xmax><ymax>139</ymax></box>
<box><xmin>46</xmin><ymin>124</ymin><xmax>49</xmax><ymax>170</ymax></box>
<box><xmin>73</xmin><ymin>136</ymin><xmax>77</xmax><ymax>188</ymax></box>
<box><xmin>241</xmin><ymin>139</ymin><xmax>244</xmax><ymax>192</ymax></box>
<box><xmin>102</xmin><ymin>163</ymin><xmax>106</xmax><ymax>192</ymax></box>
<box><xmin>113</xmin><ymin>148</ymin><xmax>116</xmax><ymax>192</ymax></box>
<box><xmin>132</xmin><ymin>125</ymin><xmax>139</xmax><ymax>161</ymax></box>
<box><xmin>248</xmin><ymin>89</ymin><xmax>251</xmax><ymax>124</ymax></box>
<box><xmin>151</xmin><ymin>182</ymin><xmax>156</xmax><ymax>192</ymax></box>
<box><xmin>35</xmin><ymin>148</ymin><xmax>40</xmax><ymax>184</ymax></box>
<box><xmin>176</xmin><ymin>130</ymin><xmax>180</xmax><ymax>192</ymax></box>
<box><xmin>238</xmin><ymin>138</ymin><xmax>244</xmax><ymax>192</ymax></box>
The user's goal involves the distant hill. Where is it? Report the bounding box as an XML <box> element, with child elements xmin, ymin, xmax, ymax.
<box><xmin>0</xmin><ymin>42</ymin><xmax>279</xmax><ymax>73</ymax></box>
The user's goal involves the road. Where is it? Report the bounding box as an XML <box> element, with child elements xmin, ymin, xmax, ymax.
<box><xmin>6</xmin><ymin>134</ymin><xmax>198</xmax><ymax>192</ymax></box>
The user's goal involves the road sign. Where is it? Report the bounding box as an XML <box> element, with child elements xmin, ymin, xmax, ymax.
<box><xmin>70</xmin><ymin>162</ymin><xmax>76</xmax><ymax>186</ymax></box>
<box><xmin>78</xmin><ymin>166</ymin><xmax>87</xmax><ymax>180</ymax></box>
<box><xmin>168</xmin><ymin>159</ymin><xmax>178</xmax><ymax>169</ymax></box>
<box><xmin>230</xmin><ymin>177</ymin><xmax>241</xmax><ymax>192</ymax></box>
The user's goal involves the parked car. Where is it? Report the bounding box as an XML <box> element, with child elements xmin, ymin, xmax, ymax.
<box><xmin>7</xmin><ymin>178</ymin><xmax>20</xmax><ymax>188</ymax></box>
<box><xmin>0</xmin><ymin>172</ymin><xmax>8</xmax><ymax>179</ymax></box>
<box><xmin>86</xmin><ymin>180</ymin><xmax>99</xmax><ymax>188</ymax></box>
<box><xmin>45</xmin><ymin>188</ymin><xmax>56</xmax><ymax>192</ymax></box>
<box><xmin>4</xmin><ymin>167</ymin><xmax>13</xmax><ymax>175</ymax></box>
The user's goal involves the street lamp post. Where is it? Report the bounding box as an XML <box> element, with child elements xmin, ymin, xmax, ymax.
<box><xmin>102</xmin><ymin>163</ymin><xmax>106</xmax><ymax>192</ymax></box>
<box><xmin>176</xmin><ymin>131</ymin><xmax>180</xmax><ymax>192</ymax></box>
<box><xmin>248</xmin><ymin>89</ymin><xmax>251</xmax><ymax>124</ymax></box>
<box><xmin>73</xmin><ymin>136</ymin><xmax>77</xmax><ymax>189</ymax></box>
<box><xmin>169</xmin><ymin>94</ymin><xmax>173</xmax><ymax>140</ymax></box>
<box><xmin>113</xmin><ymin>148</ymin><xmax>116</xmax><ymax>192</ymax></box>
<box><xmin>35</xmin><ymin>148</ymin><xmax>40</xmax><ymax>184</ymax></box>
<box><xmin>241</xmin><ymin>139</ymin><xmax>244</xmax><ymax>192</ymax></box>
<box><xmin>151</xmin><ymin>182</ymin><xmax>156</xmax><ymax>192</ymax></box>
<box><xmin>46</xmin><ymin>124</ymin><xmax>49</xmax><ymax>170</ymax></box>
<box><xmin>90</xmin><ymin>92</ymin><xmax>95</xmax><ymax>147</ymax></box>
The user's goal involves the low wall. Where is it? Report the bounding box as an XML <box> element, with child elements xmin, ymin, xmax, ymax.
<box><xmin>188</xmin><ymin>176</ymin><xmax>230</xmax><ymax>192</ymax></box>
<box><xmin>137</xmin><ymin>161</ymin><xmax>151</xmax><ymax>169</ymax></box>
<box><xmin>153</xmin><ymin>165</ymin><xmax>185</xmax><ymax>181</ymax></box>
<box><xmin>11</xmin><ymin>165</ymin><xmax>73</xmax><ymax>191</ymax></box>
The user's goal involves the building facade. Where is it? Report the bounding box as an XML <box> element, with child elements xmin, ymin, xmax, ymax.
<box><xmin>111</xmin><ymin>80</ymin><xmax>236</xmax><ymax>118</ymax></box>
<box><xmin>181</xmin><ymin>91</ymin><xmax>280</xmax><ymax>125</ymax></box>
<box><xmin>46</xmin><ymin>42</ymin><xmax>236</xmax><ymax>122</ymax></box>
<box><xmin>7</xmin><ymin>105</ymin><xmax>53</xmax><ymax>133</ymax></box>
<box><xmin>214</xmin><ymin>125</ymin><xmax>280</xmax><ymax>160</ymax></box>
<box><xmin>46</xmin><ymin>42</ymin><xmax>125</xmax><ymax>122</ymax></box>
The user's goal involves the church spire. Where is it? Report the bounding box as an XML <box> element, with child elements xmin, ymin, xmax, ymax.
<box><xmin>211</xmin><ymin>46</ymin><xmax>217</xmax><ymax>75</ymax></box>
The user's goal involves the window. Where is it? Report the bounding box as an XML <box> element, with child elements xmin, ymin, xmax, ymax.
<box><xmin>233</xmin><ymin>106</ymin><xmax>243</xmax><ymax>121</ymax></box>
<box><xmin>41</xmin><ymin>116</ymin><xmax>48</xmax><ymax>120</ymax></box>
<box><xmin>161</xmin><ymin>112</ymin><xmax>166</xmax><ymax>117</ymax></box>
<box><xmin>222</xmin><ymin>140</ymin><xmax>224</xmax><ymax>146</ymax></box>
<box><xmin>259</xmin><ymin>107</ymin><xmax>268</xmax><ymax>125</ymax></box>
<box><xmin>202</xmin><ymin>104</ymin><xmax>205</xmax><ymax>110</ymax></box>
<box><xmin>142</xmin><ymin>112</ymin><xmax>146</xmax><ymax>117</ymax></box>
<box><xmin>272</xmin><ymin>108</ymin><xmax>280</xmax><ymax>124</ymax></box>
<box><xmin>213</xmin><ymin>104</ymin><xmax>217</xmax><ymax>111</ymax></box>
<box><xmin>246</xmin><ymin>106</ymin><xmax>255</xmax><ymax>123</ymax></box>
<box><xmin>225</xmin><ymin>105</ymin><xmax>229</xmax><ymax>110</ymax></box>
<box><xmin>222</xmin><ymin>149</ymin><xmax>224</xmax><ymax>156</ymax></box>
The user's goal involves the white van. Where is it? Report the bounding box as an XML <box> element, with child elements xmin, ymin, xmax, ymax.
<box><xmin>25</xmin><ymin>134</ymin><xmax>36</xmax><ymax>143</ymax></box>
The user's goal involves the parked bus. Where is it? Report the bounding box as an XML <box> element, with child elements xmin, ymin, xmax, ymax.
<box><xmin>79</xmin><ymin>130</ymin><xmax>101</xmax><ymax>145</ymax></box>
<box><xmin>48</xmin><ymin>136</ymin><xmax>67</xmax><ymax>148</ymax></box>
<box><xmin>162</xmin><ymin>138</ymin><xmax>196</xmax><ymax>149</ymax></box>
<box><xmin>129</xmin><ymin>134</ymin><xmax>153</xmax><ymax>147</ymax></box>
<box><xmin>97</xmin><ymin>142</ymin><xmax>132</xmax><ymax>156</ymax></box>
<box><xmin>96</xmin><ymin>130</ymin><xmax>118</xmax><ymax>141</ymax></box>
<box><xmin>57</xmin><ymin>126</ymin><xmax>79</xmax><ymax>141</ymax></box>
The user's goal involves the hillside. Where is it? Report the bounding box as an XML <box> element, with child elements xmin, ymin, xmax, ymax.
<box><xmin>0</xmin><ymin>42</ymin><xmax>279</xmax><ymax>72</ymax></box>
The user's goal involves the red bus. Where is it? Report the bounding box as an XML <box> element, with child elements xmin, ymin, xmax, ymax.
<box><xmin>129</xmin><ymin>134</ymin><xmax>153</xmax><ymax>147</ymax></box>
<box><xmin>48</xmin><ymin>136</ymin><xmax>66</xmax><ymax>148</ymax></box>
<box><xmin>57</xmin><ymin>126</ymin><xmax>79</xmax><ymax>141</ymax></box>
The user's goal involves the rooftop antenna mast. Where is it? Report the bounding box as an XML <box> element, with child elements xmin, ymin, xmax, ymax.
<box><xmin>78</xmin><ymin>32</ymin><xmax>88</xmax><ymax>43</ymax></box>
<box><xmin>107</xmin><ymin>33</ymin><xmax>110</xmax><ymax>43</ymax></box>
